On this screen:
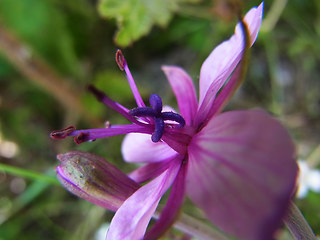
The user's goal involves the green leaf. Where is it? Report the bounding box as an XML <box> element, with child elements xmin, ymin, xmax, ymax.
<box><xmin>98</xmin><ymin>0</ymin><xmax>197</xmax><ymax>47</ymax></box>
<box><xmin>94</xmin><ymin>70</ymin><xmax>143</xmax><ymax>101</ymax></box>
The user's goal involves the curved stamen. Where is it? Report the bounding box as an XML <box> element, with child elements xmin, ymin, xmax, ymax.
<box><xmin>149</xmin><ymin>94</ymin><xmax>162</xmax><ymax>114</ymax></box>
<box><xmin>161</xmin><ymin>112</ymin><xmax>185</xmax><ymax>128</ymax></box>
<box><xmin>152</xmin><ymin>118</ymin><xmax>165</xmax><ymax>142</ymax></box>
<box><xmin>116</xmin><ymin>50</ymin><xmax>146</xmax><ymax>108</ymax></box>
<box><xmin>129</xmin><ymin>107</ymin><xmax>157</xmax><ymax>118</ymax></box>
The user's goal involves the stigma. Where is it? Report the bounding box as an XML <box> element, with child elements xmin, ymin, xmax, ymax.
<box><xmin>129</xmin><ymin>94</ymin><xmax>185</xmax><ymax>142</ymax></box>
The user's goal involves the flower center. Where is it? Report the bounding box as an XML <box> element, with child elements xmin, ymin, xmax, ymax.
<box><xmin>129</xmin><ymin>94</ymin><xmax>185</xmax><ymax>142</ymax></box>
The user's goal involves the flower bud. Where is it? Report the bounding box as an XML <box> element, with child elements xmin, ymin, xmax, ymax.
<box><xmin>56</xmin><ymin>150</ymin><xmax>139</xmax><ymax>211</ymax></box>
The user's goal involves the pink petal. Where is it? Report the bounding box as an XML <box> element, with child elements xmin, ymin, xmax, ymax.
<box><xmin>200</xmin><ymin>60</ymin><xmax>244</xmax><ymax>124</ymax></box>
<box><xmin>186</xmin><ymin>110</ymin><xmax>298</xmax><ymax>240</ymax></box>
<box><xmin>56</xmin><ymin>151</ymin><xmax>139</xmax><ymax>212</ymax></box>
<box><xmin>144</xmin><ymin>160</ymin><xmax>186</xmax><ymax>240</ymax></box>
<box><xmin>162</xmin><ymin>66</ymin><xmax>198</xmax><ymax>125</ymax></box>
<box><xmin>198</xmin><ymin>3</ymin><xmax>263</xmax><ymax>107</ymax></box>
<box><xmin>128</xmin><ymin>159</ymin><xmax>173</xmax><ymax>184</ymax></box>
<box><xmin>121</xmin><ymin>133</ymin><xmax>178</xmax><ymax>163</ymax></box>
<box><xmin>106</xmin><ymin>159</ymin><xmax>181</xmax><ymax>240</ymax></box>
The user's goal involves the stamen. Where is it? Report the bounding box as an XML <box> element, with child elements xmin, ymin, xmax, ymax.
<box><xmin>50</xmin><ymin>126</ymin><xmax>76</xmax><ymax>139</ymax></box>
<box><xmin>74</xmin><ymin>133</ymin><xmax>90</xmax><ymax>145</ymax></box>
<box><xmin>116</xmin><ymin>50</ymin><xmax>145</xmax><ymax>108</ymax></box>
<box><xmin>116</xmin><ymin>49</ymin><xmax>126</xmax><ymax>71</ymax></box>
<box><xmin>88</xmin><ymin>85</ymin><xmax>130</xmax><ymax>115</ymax></box>
<box><xmin>88</xmin><ymin>85</ymin><xmax>146</xmax><ymax>126</ymax></box>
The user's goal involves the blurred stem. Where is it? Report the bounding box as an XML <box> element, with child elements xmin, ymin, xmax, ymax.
<box><xmin>0</xmin><ymin>23</ymin><xmax>100</xmax><ymax>125</ymax></box>
<box><xmin>261</xmin><ymin>0</ymin><xmax>288</xmax><ymax>33</ymax></box>
<box><xmin>174</xmin><ymin>212</ymin><xmax>230</xmax><ymax>240</ymax></box>
<box><xmin>0</xmin><ymin>163</ymin><xmax>60</xmax><ymax>185</ymax></box>
<box><xmin>262</xmin><ymin>33</ymin><xmax>282</xmax><ymax>115</ymax></box>
<box><xmin>284</xmin><ymin>201</ymin><xmax>317</xmax><ymax>240</ymax></box>
<box><xmin>306</xmin><ymin>144</ymin><xmax>320</xmax><ymax>168</ymax></box>
<box><xmin>154</xmin><ymin>209</ymin><xmax>229</xmax><ymax>240</ymax></box>
<box><xmin>71</xmin><ymin>205</ymin><xmax>106</xmax><ymax>240</ymax></box>
<box><xmin>179</xmin><ymin>5</ymin><xmax>214</xmax><ymax>20</ymax></box>
<box><xmin>0</xmin><ymin>168</ymin><xmax>59</xmax><ymax>225</ymax></box>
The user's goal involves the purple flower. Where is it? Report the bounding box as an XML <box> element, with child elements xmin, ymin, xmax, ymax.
<box><xmin>51</xmin><ymin>3</ymin><xmax>298</xmax><ymax>240</ymax></box>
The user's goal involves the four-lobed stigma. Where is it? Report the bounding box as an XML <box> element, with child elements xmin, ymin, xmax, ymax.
<box><xmin>129</xmin><ymin>93</ymin><xmax>185</xmax><ymax>142</ymax></box>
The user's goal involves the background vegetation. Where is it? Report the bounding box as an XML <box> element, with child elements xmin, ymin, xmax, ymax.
<box><xmin>0</xmin><ymin>0</ymin><xmax>319</xmax><ymax>239</ymax></box>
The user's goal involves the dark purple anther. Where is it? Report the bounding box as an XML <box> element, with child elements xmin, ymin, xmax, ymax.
<box><xmin>129</xmin><ymin>94</ymin><xmax>185</xmax><ymax>142</ymax></box>
<box><xmin>116</xmin><ymin>50</ymin><xmax>126</xmax><ymax>71</ymax></box>
<box><xmin>50</xmin><ymin>126</ymin><xmax>76</xmax><ymax>139</ymax></box>
<box><xmin>74</xmin><ymin>133</ymin><xmax>90</xmax><ymax>145</ymax></box>
<box><xmin>88</xmin><ymin>85</ymin><xmax>105</xmax><ymax>102</ymax></box>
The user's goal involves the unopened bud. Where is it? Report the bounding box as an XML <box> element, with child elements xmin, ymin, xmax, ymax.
<box><xmin>56</xmin><ymin>150</ymin><xmax>139</xmax><ymax>211</ymax></box>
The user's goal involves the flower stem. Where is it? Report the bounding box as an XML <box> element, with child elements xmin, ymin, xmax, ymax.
<box><xmin>0</xmin><ymin>163</ymin><xmax>60</xmax><ymax>186</ymax></box>
<box><xmin>154</xmin><ymin>209</ymin><xmax>229</xmax><ymax>240</ymax></box>
<box><xmin>261</xmin><ymin>0</ymin><xmax>288</xmax><ymax>33</ymax></box>
<box><xmin>284</xmin><ymin>201</ymin><xmax>317</xmax><ymax>240</ymax></box>
<box><xmin>174</xmin><ymin>213</ymin><xmax>230</xmax><ymax>240</ymax></box>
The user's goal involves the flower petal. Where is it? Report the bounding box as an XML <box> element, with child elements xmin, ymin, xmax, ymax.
<box><xmin>186</xmin><ymin>110</ymin><xmax>298</xmax><ymax>240</ymax></box>
<box><xmin>106</xmin><ymin>160</ymin><xmax>181</xmax><ymax>240</ymax></box>
<box><xmin>162</xmin><ymin>66</ymin><xmax>198</xmax><ymax>125</ymax></box>
<box><xmin>204</xmin><ymin>60</ymin><xmax>244</xmax><ymax>120</ymax></box>
<box><xmin>128</xmin><ymin>159</ymin><xmax>173</xmax><ymax>184</ymax></box>
<box><xmin>121</xmin><ymin>132</ymin><xmax>178</xmax><ymax>163</ymax></box>
<box><xmin>56</xmin><ymin>151</ymin><xmax>139</xmax><ymax>211</ymax></box>
<box><xmin>198</xmin><ymin>3</ymin><xmax>263</xmax><ymax>107</ymax></box>
<box><xmin>144</xmin><ymin>159</ymin><xmax>186</xmax><ymax>240</ymax></box>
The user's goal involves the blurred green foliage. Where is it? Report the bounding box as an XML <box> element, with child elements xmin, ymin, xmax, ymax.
<box><xmin>98</xmin><ymin>0</ymin><xmax>200</xmax><ymax>47</ymax></box>
<box><xmin>0</xmin><ymin>0</ymin><xmax>319</xmax><ymax>239</ymax></box>
<box><xmin>0</xmin><ymin>0</ymin><xmax>85</xmax><ymax>77</ymax></box>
